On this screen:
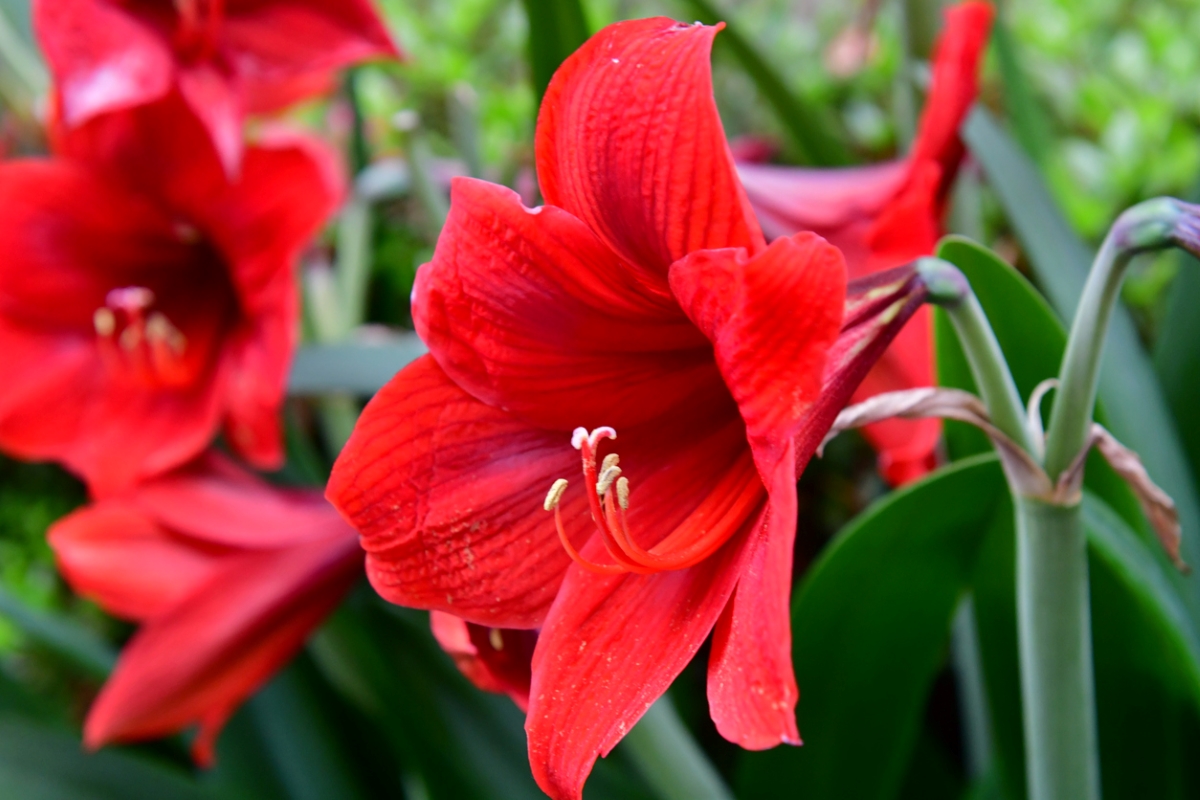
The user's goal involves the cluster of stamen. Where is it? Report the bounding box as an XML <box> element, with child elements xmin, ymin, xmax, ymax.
<box><xmin>543</xmin><ymin>427</ymin><xmax>746</xmax><ymax>575</ymax></box>
<box><xmin>94</xmin><ymin>287</ymin><xmax>191</xmax><ymax>387</ymax></box>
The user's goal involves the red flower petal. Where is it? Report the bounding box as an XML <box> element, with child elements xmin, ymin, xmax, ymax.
<box><xmin>56</xmin><ymin>90</ymin><xmax>228</xmax><ymax>217</ymax></box>
<box><xmin>34</xmin><ymin>0</ymin><xmax>174</xmax><ymax>127</ymax></box>
<box><xmin>129</xmin><ymin>452</ymin><xmax>347</xmax><ymax>548</ymax></box>
<box><xmin>177</xmin><ymin>63</ymin><xmax>243</xmax><ymax>178</ymax></box>
<box><xmin>850</xmin><ymin>308</ymin><xmax>943</xmax><ymax>485</ymax></box>
<box><xmin>328</xmin><ymin>356</ymin><xmax>585</xmax><ymax>628</ymax></box>
<box><xmin>793</xmin><ymin>267</ymin><xmax>931</xmax><ymax>473</ymax></box>
<box><xmin>83</xmin><ymin>534</ymin><xmax>362</xmax><ymax>765</ymax></box>
<box><xmin>222</xmin><ymin>0</ymin><xmax>401</xmax><ymax>114</ymax></box>
<box><xmin>707</xmin><ymin>457</ymin><xmax>801</xmax><ymax>749</ymax></box>
<box><xmin>414</xmin><ymin>177</ymin><xmax>721</xmax><ymax>432</ymax></box>
<box><xmin>536</xmin><ymin>18</ymin><xmax>764</xmax><ymax>274</ymax></box>
<box><xmin>48</xmin><ymin>503</ymin><xmax>233</xmax><ymax>623</ymax></box>
<box><xmin>908</xmin><ymin>1</ymin><xmax>996</xmax><ymax>176</ymax></box>
<box><xmin>203</xmin><ymin>132</ymin><xmax>342</xmax><ymax>467</ymax></box>
<box><xmin>669</xmin><ymin>234</ymin><xmax>847</xmax><ymax>478</ymax></box>
<box><xmin>735</xmin><ymin>160</ymin><xmax>909</xmax><ymax>247</ymax></box>
<box><xmin>430</xmin><ymin>611</ymin><xmax>534</xmax><ymax>711</ymax></box>
<box><xmin>526</xmin><ymin>520</ymin><xmax>759</xmax><ymax>800</ymax></box>
<box><xmin>667</xmin><ymin>234</ymin><xmax>843</xmax><ymax>748</ymax></box>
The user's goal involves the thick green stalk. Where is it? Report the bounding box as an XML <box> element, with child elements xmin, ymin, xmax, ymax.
<box><xmin>918</xmin><ymin>259</ymin><xmax>1031</xmax><ymax>452</ymax></box>
<box><xmin>1015</xmin><ymin>197</ymin><xmax>1199</xmax><ymax>800</ymax></box>
<box><xmin>1014</xmin><ymin>498</ymin><xmax>1100</xmax><ymax>800</ymax></box>
<box><xmin>1043</xmin><ymin>198</ymin><xmax>1185</xmax><ymax>477</ymax></box>
<box><xmin>620</xmin><ymin>698</ymin><xmax>734</xmax><ymax>800</ymax></box>
<box><xmin>920</xmin><ymin>257</ymin><xmax>1099</xmax><ymax>800</ymax></box>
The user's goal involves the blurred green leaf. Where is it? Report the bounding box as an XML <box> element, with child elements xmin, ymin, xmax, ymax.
<box><xmin>676</xmin><ymin>0</ymin><xmax>850</xmax><ymax>166</ymax></box>
<box><xmin>736</xmin><ymin>455</ymin><xmax>1008</xmax><ymax>800</ymax></box>
<box><xmin>0</xmin><ymin>718</ymin><xmax>219</xmax><ymax>800</ymax></box>
<box><xmin>1083</xmin><ymin>494</ymin><xmax>1200</xmax><ymax>799</ymax></box>
<box><xmin>310</xmin><ymin>593</ymin><xmax>537</xmax><ymax>800</ymax></box>
<box><xmin>521</xmin><ymin>0</ymin><xmax>589</xmax><ymax>102</ymax></box>
<box><xmin>991</xmin><ymin>17</ymin><xmax>1053</xmax><ymax>164</ymax></box>
<box><xmin>0</xmin><ymin>586</ymin><xmax>115</xmax><ymax>680</ymax></box>
<box><xmin>221</xmin><ymin>657</ymin><xmax>378</xmax><ymax>800</ymax></box>
<box><xmin>287</xmin><ymin>338</ymin><xmax>426</xmax><ymax>396</ymax></box>
<box><xmin>1154</xmin><ymin>252</ymin><xmax>1200</xmax><ymax>491</ymax></box>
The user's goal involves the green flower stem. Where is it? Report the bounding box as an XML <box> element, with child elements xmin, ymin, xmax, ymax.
<box><xmin>1043</xmin><ymin>197</ymin><xmax>1189</xmax><ymax>477</ymax></box>
<box><xmin>620</xmin><ymin>697</ymin><xmax>734</xmax><ymax>800</ymax></box>
<box><xmin>920</xmin><ymin>256</ymin><xmax>1099</xmax><ymax>800</ymax></box>
<box><xmin>917</xmin><ymin>258</ymin><xmax>1032</xmax><ymax>452</ymax></box>
<box><xmin>1014</xmin><ymin>497</ymin><xmax>1100</xmax><ymax>800</ymax></box>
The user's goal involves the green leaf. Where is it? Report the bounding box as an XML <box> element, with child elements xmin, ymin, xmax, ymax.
<box><xmin>989</xmin><ymin>17</ymin><xmax>1053</xmax><ymax>164</ymax></box>
<box><xmin>962</xmin><ymin>108</ymin><xmax>1200</xmax><ymax>618</ymax></box>
<box><xmin>0</xmin><ymin>586</ymin><xmax>115</xmax><ymax>680</ymax></box>
<box><xmin>1154</xmin><ymin>253</ymin><xmax>1200</xmax><ymax>495</ymax></box>
<box><xmin>233</xmin><ymin>657</ymin><xmax>377</xmax><ymax>800</ymax></box>
<box><xmin>674</xmin><ymin>0</ymin><xmax>850</xmax><ymax>166</ymax></box>
<box><xmin>933</xmin><ymin>236</ymin><xmax>1147</xmax><ymax>535</ymax></box>
<box><xmin>0</xmin><ymin>718</ymin><xmax>220</xmax><ymax>800</ymax></box>
<box><xmin>736</xmin><ymin>455</ymin><xmax>1009</xmax><ymax>800</ymax></box>
<box><xmin>287</xmin><ymin>338</ymin><xmax>426</xmax><ymax>396</ymax></box>
<box><xmin>520</xmin><ymin>0</ymin><xmax>589</xmax><ymax>102</ymax></box>
<box><xmin>1082</xmin><ymin>494</ymin><xmax>1200</xmax><ymax>799</ymax></box>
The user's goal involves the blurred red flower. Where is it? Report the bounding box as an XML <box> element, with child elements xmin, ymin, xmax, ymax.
<box><xmin>328</xmin><ymin>18</ymin><xmax>926</xmax><ymax>800</ymax></box>
<box><xmin>430</xmin><ymin>611</ymin><xmax>536</xmax><ymax>711</ymax></box>
<box><xmin>35</xmin><ymin>0</ymin><xmax>399</xmax><ymax>172</ymax></box>
<box><xmin>48</xmin><ymin>452</ymin><xmax>362</xmax><ymax>765</ymax></box>
<box><xmin>737</xmin><ymin>1</ymin><xmax>994</xmax><ymax>485</ymax></box>
<box><xmin>0</xmin><ymin>94</ymin><xmax>341</xmax><ymax>495</ymax></box>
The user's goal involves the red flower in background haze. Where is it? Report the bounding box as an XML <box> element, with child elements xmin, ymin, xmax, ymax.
<box><xmin>737</xmin><ymin>1</ymin><xmax>994</xmax><ymax>485</ymax></box>
<box><xmin>35</xmin><ymin>0</ymin><xmax>399</xmax><ymax>172</ymax></box>
<box><xmin>328</xmin><ymin>18</ymin><xmax>926</xmax><ymax>800</ymax></box>
<box><xmin>49</xmin><ymin>452</ymin><xmax>362</xmax><ymax>765</ymax></box>
<box><xmin>0</xmin><ymin>93</ymin><xmax>341</xmax><ymax>495</ymax></box>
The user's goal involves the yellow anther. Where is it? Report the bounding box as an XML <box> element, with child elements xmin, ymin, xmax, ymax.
<box><xmin>544</xmin><ymin>478</ymin><xmax>569</xmax><ymax>511</ymax></box>
<box><xmin>596</xmin><ymin>465</ymin><xmax>622</xmax><ymax>496</ymax></box>
<box><xmin>93</xmin><ymin>308</ymin><xmax>116</xmax><ymax>337</ymax></box>
<box><xmin>601</xmin><ymin>453</ymin><xmax>620</xmax><ymax>472</ymax></box>
<box><xmin>147</xmin><ymin>312</ymin><xmax>187</xmax><ymax>355</ymax></box>
<box><xmin>616</xmin><ymin>477</ymin><xmax>630</xmax><ymax>510</ymax></box>
<box><xmin>488</xmin><ymin>629</ymin><xmax>504</xmax><ymax>651</ymax></box>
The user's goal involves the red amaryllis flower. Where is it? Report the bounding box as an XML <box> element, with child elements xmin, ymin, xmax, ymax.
<box><xmin>737</xmin><ymin>1</ymin><xmax>993</xmax><ymax>485</ymax></box>
<box><xmin>0</xmin><ymin>94</ymin><xmax>340</xmax><ymax>496</ymax></box>
<box><xmin>328</xmin><ymin>18</ymin><xmax>926</xmax><ymax>800</ymax></box>
<box><xmin>35</xmin><ymin>0</ymin><xmax>399</xmax><ymax>172</ymax></box>
<box><xmin>48</xmin><ymin>452</ymin><xmax>362</xmax><ymax>765</ymax></box>
<box><xmin>431</xmin><ymin>611</ymin><xmax>536</xmax><ymax>711</ymax></box>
